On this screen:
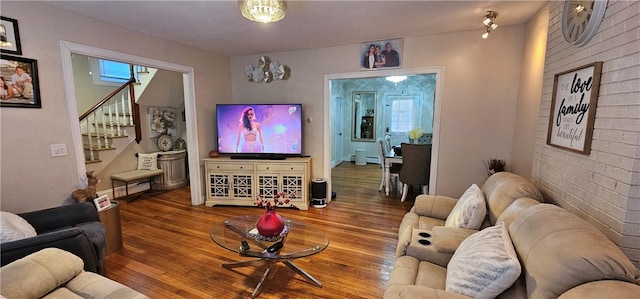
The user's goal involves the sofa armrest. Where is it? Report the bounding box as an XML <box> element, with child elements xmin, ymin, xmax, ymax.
<box><xmin>1</xmin><ymin>227</ymin><xmax>99</xmax><ymax>273</ymax></box>
<box><xmin>19</xmin><ymin>202</ymin><xmax>99</xmax><ymax>233</ymax></box>
<box><xmin>412</xmin><ymin>195</ymin><xmax>457</xmax><ymax>220</ymax></box>
<box><xmin>558</xmin><ymin>281</ymin><xmax>640</xmax><ymax>299</ymax></box>
<box><xmin>384</xmin><ymin>285</ymin><xmax>471</xmax><ymax>299</ymax></box>
<box><xmin>432</xmin><ymin>226</ymin><xmax>478</xmax><ymax>254</ymax></box>
<box><xmin>1</xmin><ymin>248</ymin><xmax>84</xmax><ymax>299</ymax></box>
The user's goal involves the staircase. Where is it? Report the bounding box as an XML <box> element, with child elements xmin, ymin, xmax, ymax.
<box><xmin>80</xmin><ymin>65</ymin><xmax>154</xmax><ymax>173</ymax></box>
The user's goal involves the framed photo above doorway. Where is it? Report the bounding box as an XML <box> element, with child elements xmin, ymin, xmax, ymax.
<box><xmin>361</xmin><ymin>38</ymin><xmax>403</xmax><ymax>70</ymax></box>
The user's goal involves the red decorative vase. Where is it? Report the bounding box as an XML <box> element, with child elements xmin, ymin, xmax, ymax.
<box><xmin>256</xmin><ymin>209</ymin><xmax>285</xmax><ymax>237</ymax></box>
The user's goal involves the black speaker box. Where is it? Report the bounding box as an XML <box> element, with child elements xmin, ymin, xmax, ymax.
<box><xmin>311</xmin><ymin>178</ymin><xmax>327</xmax><ymax>199</ymax></box>
<box><xmin>311</xmin><ymin>178</ymin><xmax>327</xmax><ymax>208</ymax></box>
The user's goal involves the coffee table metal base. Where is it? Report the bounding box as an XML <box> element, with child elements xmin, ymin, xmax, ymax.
<box><xmin>223</xmin><ymin>259</ymin><xmax>322</xmax><ymax>298</ymax></box>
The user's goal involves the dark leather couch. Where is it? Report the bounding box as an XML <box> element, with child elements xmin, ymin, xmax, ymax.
<box><xmin>1</xmin><ymin>202</ymin><xmax>106</xmax><ymax>274</ymax></box>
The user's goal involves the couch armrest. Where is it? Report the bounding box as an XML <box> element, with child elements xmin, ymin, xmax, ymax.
<box><xmin>413</xmin><ymin>195</ymin><xmax>457</xmax><ymax>220</ymax></box>
<box><xmin>19</xmin><ymin>202</ymin><xmax>99</xmax><ymax>233</ymax></box>
<box><xmin>0</xmin><ymin>227</ymin><xmax>99</xmax><ymax>273</ymax></box>
<box><xmin>558</xmin><ymin>281</ymin><xmax>640</xmax><ymax>299</ymax></box>
<box><xmin>432</xmin><ymin>226</ymin><xmax>478</xmax><ymax>254</ymax></box>
<box><xmin>1</xmin><ymin>248</ymin><xmax>84</xmax><ymax>299</ymax></box>
<box><xmin>384</xmin><ymin>285</ymin><xmax>471</xmax><ymax>299</ymax></box>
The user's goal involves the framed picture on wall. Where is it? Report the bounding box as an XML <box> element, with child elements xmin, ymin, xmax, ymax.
<box><xmin>1</xmin><ymin>55</ymin><xmax>41</xmax><ymax>108</ymax></box>
<box><xmin>361</xmin><ymin>38</ymin><xmax>403</xmax><ymax>70</ymax></box>
<box><xmin>148</xmin><ymin>107</ymin><xmax>177</xmax><ymax>138</ymax></box>
<box><xmin>547</xmin><ymin>62</ymin><xmax>603</xmax><ymax>154</ymax></box>
<box><xmin>1</xmin><ymin>16</ymin><xmax>22</xmax><ymax>55</ymax></box>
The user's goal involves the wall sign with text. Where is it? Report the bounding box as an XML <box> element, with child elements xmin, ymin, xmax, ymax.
<box><xmin>547</xmin><ymin>62</ymin><xmax>602</xmax><ymax>154</ymax></box>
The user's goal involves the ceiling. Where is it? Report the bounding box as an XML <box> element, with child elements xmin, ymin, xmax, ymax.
<box><xmin>42</xmin><ymin>0</ymin><xmax>547</xmax><ymax>57</ymax></box>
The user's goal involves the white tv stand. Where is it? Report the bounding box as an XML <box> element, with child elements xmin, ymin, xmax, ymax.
<box><xmin>203</xmin><ymin>157</ymin><xmax>311</xmax><ymax>210</ymax></box>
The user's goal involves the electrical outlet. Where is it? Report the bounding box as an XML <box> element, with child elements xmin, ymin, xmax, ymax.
<box><xmin>50</xmin><ymin>144</ymin><xmax>68</xmax><ymax>157</ymax></box>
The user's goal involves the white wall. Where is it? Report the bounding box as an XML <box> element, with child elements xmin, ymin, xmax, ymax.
<box><xmin>511</xmin><ymin>4</ymin><xmax>549</xmax><ymax>178</ymax></box>
<box><xmin>533</xmin><ymin>0</ymin><xmax>640</xmax><ymax>266</ymax></box>
<box><xmin>231</xmin><ymin>25</ymin><xmax>526</xmax><ymax>197</ymax></box>
<box><xmin>0</xmin><ymin>2</ymin><xmax>231</xmax><ymax>213</ymax></box>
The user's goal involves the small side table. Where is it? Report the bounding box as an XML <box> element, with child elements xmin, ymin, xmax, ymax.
<box><xmin>153</xmin><ymin>150</ymin><xmax>188</xmax><ymax>190</ymax></box>
<box><xmin>98</xmin><ymin>201</ymin><xmax>123</xmax><ymax>255</ymax></box>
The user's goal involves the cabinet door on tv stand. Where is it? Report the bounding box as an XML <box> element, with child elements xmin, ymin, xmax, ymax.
<box><xmin>205</xmin><ymin>162</ymin><xmax>255</xmax><ymax>202</ymax></box>
<box><xmin>256</xmin><ymin>163</ymin><xmax>308</xmax><ymax>210</ymax></box>
<box><xmin>207</xmin><ymin>171</ymin><xmax>231</xmax><ymax>200</ymax></box>
<box><xmin>282</xmin><ymin>173</ymin><xmax>305</xmax><ymax>204</ymax></box>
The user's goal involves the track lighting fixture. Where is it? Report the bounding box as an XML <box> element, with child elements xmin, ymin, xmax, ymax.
<box><xmin>482</xmin><ymin>10</ymin><xmax>499</xmax><ymax>39</ymax></box>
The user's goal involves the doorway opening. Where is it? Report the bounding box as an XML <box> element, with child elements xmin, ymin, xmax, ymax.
<box><xmin>60</xmin><ymin>41</ymin><xmax>202</xmax><ymax>205</ymax></box>
<box><xmin>324</xmin><ymin>67</ymin><xmax>443</xmax><ymax>201</ymax></box>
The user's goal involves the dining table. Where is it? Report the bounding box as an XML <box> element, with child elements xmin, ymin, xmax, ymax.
<box><xmin>384</xmin><ymin>151</ymin><xmax>403</xmax><ymax>196</ymax></box>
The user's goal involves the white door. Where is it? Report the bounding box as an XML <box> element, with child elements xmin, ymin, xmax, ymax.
<box><xmin>331</xmin><ymin>95</ymin><xmax>344</xmax><ymax>167</ymax></box>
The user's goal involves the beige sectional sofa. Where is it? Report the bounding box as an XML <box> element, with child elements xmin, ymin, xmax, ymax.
<box><xmin>1</xmin><ymin>248</ymin><xmax>148</xmax><ymax>299</ymax></box>
<box><xmin>386</xmin><ymin>172</ymin><xmax>640</xmax><ymax>298</ymax></box>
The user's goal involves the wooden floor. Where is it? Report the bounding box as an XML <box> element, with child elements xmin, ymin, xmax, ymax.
<box><xmin>104</xmin><ymin>162</ymin><xmax>418</xmax><ymax>298</ymax></box>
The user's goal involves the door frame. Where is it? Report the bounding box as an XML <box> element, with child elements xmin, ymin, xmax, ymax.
<box><xmin>59</xmin><ymin>41</ymin><xmax>202</xmax><ymax>205</ymax></box>
<box><xmin>324</xmin><ymin>67</ymin><xmax>443</xmax><ymax>200</ymax></box>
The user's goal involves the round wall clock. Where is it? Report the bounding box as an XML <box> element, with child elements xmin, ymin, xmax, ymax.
<box><xmin>157</xmin><ymin>135</ymin><xmax>173</xmax><ymax>152</ymax></box>
<box><xmin>562</xmin><ymin>0</ymin><xmax>608</xmax><ymax>47</ymax></box>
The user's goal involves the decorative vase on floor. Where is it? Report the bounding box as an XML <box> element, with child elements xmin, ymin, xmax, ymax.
<box><xmin>256</xmin><ymin>208</ymin><xmax>285</xmax><ymax>237</ymax></box>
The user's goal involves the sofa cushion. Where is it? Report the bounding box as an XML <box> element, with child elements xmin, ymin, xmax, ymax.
<box><xmin>445</xmin><ymin>184</ymin><xmax>486</xmax><ymax>229</ymax></box>
<box><xmin>0</xmin><ymin>248</ymin><xmax>84</xmax><ymax>299</ymax></box>
<box><xmin>481</xmin><ymin>172</ymin><xmax>542</xmax><ymax>225</ymax></box>
<box><xmin>387</xmin><ymin>255</ymin><xmax>447</xmax><ymax>289</ymax></box>
<box><xmin>509</xmin><ymin>204</ymin><xmax>640</xmax><ymax>299</ymax></box>
<box><xmin>137</xmin><ymin>153</ymin><xmax>158</xmax><ymax>170</ymax></box>
<box><xmin>0</xmin><ymin>211</ymin><xmax>37</xmax><ymax>243</ymax></box>
<box><xmin>495</xmin><ymin>197</ymin><xmax>540</xmax><ymax>227</ymax></box>
<box><xmin>446</xmin><ymin>223</ymin><xmax>521</xmax><ymax>299</ymax></box>
<box><xmin>557</xmin><ymin>280</ymin><xmax>640</xmax><ymax>299</ymax></box>
<box><xmin>384</xmin><ymin>285</ymin><xmax>470</xmax><ymax>299</ymax></box>
<box><xmin>67</xmin><ymin>271</ymin><xmax>149</xmax><ymax>299</ymax></box>
<box><xmin>43</xmin><ymin>287</ymin><xmax>84</xmax><ymax>298</ymax></box>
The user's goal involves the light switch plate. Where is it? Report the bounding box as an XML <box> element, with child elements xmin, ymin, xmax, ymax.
<box><xmin>50</xmin><ymin>144</ymin><xmax>68</xmax><ymax>157</ymax></box>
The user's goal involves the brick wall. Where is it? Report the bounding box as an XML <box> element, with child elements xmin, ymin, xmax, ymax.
<box><xmin>533</xmin><ymin>0</ymin><xmax>639</xmax><ymax>267</ymax></box>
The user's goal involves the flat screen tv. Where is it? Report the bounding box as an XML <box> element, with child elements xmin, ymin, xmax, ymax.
<box><xmin>216</xmin><ymin>104</ymin><xmax>303</xmax><ymax>158</ymax></box>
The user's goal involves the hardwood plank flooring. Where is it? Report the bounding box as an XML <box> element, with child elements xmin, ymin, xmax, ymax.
<box><xmin>104</xmin><ymin>162</ymin><xmax>418</xmax><ymax>298</ymax></box>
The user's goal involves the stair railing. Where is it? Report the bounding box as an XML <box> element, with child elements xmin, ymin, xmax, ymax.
<box><xmin>79</xmin><ymin>65</ymin><xmax>142</xmax><ymax>163</ymax></box>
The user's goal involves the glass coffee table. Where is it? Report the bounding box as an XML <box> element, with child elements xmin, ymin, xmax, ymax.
<box><xmin>209</xmin><ymin>215</ymin><xmax>329</xmax><ymax>298</ymax></box>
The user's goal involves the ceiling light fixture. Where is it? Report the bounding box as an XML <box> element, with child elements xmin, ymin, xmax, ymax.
<box><xmin>239</xmin><ymin>0</ymin><xmax>286</xmax><ymax>23</ymax></box>
<box><xmin>481</xmin><ymin>10</ymin><xmax>499</xmax><ymax>39</ymax></box>
<box><xmin>386</xmin><ymin>76</ymin><xmax>407</xmax><ymax>84</ymax></box>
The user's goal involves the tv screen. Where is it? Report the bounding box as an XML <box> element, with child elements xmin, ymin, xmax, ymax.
<box><xmin>216</xmin><ymin>104</ymin><xmax>303</xmax><ymax>155</ymax></box>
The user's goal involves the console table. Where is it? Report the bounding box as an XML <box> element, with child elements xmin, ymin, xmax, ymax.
<box><xmin>152</xmin><ymin>150</ymin><xmax>188</xmax><ymax>190</ymax></box>
<box><xmin>203</xmin><ymin>157</ymin><xmax>311</xmax><ymax>210</ymax></box>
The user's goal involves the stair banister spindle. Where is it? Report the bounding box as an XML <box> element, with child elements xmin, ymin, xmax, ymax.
<box><xmin>87</xmin><ymin>118</ymin><xmax>94</xmax><ymax>161</ymax></box>
<box><xmin>128</xmin><ymin>88</ymin><xmax>134</xmax><ymax>126</ymax></box>
<box><xmin>115</xmin><ymin>97</ymin><xmax>121</xmax><ymax>137</ymax></box>
<box><xmin>121</xmin><ymin>93</ymin><xmax>127</xmax><ymax>128</ymax></box>
<box><xmin>94</xmin><ymin>112</ymin><xmax>101</xmax><ymax>149</ymax></box>
<box><xmin>108</xmin><ymin>102</ymin><xmax>115</xmax><ymax>136</ymax></box>
<box><xmin>102</xmin><ymin>106</ymin><xmax>109</xmax><ymax>148</ymax></box>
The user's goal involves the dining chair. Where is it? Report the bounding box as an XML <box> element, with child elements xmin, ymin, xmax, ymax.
<box><xmin>399</xmin><ymin>143</ymin><xmax>432</xmax><ymax>202</ymax></box>
<box><xmin>378</xmin><ymin>138</ymin><xmax>400</xmax><ymax>193</ymax></box>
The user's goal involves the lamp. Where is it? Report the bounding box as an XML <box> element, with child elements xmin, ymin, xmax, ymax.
<box><xmin>239</xmin><ymin>0</ymin><xmax>286</xmax><ymax>23</ymax></box>
<box><xmin>481</xmin><ymin>10</ymin><xmax>499</xmax><ymax>39</ymax></box>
